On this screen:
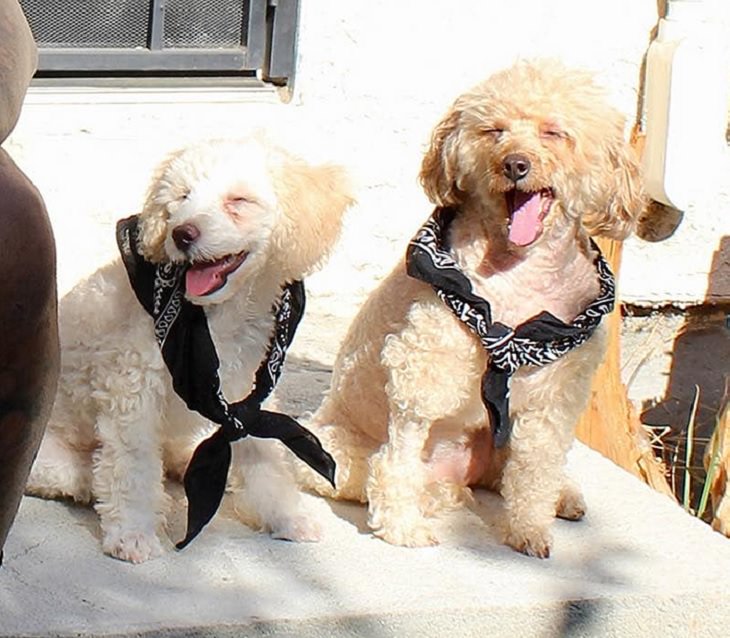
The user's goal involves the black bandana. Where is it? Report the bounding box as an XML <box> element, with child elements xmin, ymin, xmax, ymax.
<box><xmin>116</xmin><ymin>215</ymin><xmax>335</xmax><ymax>549</ymax></box>
<box><xmin>405</xmin><ymin>207</ymin><xmax>615</xmax><ymax>448</ymax></box>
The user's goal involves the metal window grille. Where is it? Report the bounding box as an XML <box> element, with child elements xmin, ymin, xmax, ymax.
<box><xmin>19</xmin><ymin>0</ymin><xmax>299</xmax><ymax>85</ymax></box>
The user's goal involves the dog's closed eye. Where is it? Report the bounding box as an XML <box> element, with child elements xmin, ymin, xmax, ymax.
<box><xmin>163</xmin><ymin>188</ymin><xmax>191</xmax><ymax>214</ymax></box>
<box><xmin>225</xmin><ymin>194</ymin><xmax>259</xmax><ymax>210</ymax></box>
<box><xmin>483</xmin><ymin>127</ymin><xmax>505</xmax><ymax>138</ymax></box>
<box><xmin>223</xmin><ymin>194</ymin><xmax>260</xmax><ymax>219</ymax></box>
<box><xmin>540</xmin><ymin>127</ymin><xmax>568</xmax><ymax>141</ymax></box>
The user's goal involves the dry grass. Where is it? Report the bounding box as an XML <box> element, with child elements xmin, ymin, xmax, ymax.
<box><xmin>645</xmin><ymin>381</ymin><xmax>730</xmax><ymax>525</ymax></box>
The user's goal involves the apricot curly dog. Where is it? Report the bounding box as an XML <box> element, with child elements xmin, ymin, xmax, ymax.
<box><xmin>300</xmin><ymin>60</ymin><xmax>645</xmax><ymax>558</ymax></box>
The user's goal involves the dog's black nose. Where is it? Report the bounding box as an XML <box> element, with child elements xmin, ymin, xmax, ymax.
<box><xmin>172</xmin><ymin>223</ymin><xmax>200</xmax><ymax>251</ymax></box>
<box><xmin>503</xmin><ymin>154</ymin><xmax>531</xmax><ymax>182</ymax></box>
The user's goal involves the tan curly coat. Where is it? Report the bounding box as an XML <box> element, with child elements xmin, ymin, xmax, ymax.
<box><xmin>301</xmin><ymin>60</ymin><xmax>645</xmax><ymax>558</ymax></box>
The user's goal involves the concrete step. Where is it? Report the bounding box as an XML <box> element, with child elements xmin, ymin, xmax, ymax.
<box><xmin>2</xmin><ymin>444</ymin><xmax>730</xmax><ymax>637</ymax></box>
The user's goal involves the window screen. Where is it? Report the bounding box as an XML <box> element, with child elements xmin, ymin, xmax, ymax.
<box><xmin>19</xmin><ymin>0</ymin><xmax>299</xmax><ymax>85</ymax></box>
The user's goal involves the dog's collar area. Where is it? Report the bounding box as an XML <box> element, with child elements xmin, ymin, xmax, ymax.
<box><xmin>405</xmin><ymin>206</ymin><xmax>615</xmax><ymax>447</ymax></box>
<box><xmin>115</xmin><ymin>214</ymin><xmax>335</xmax><ymax>549</ymax></box>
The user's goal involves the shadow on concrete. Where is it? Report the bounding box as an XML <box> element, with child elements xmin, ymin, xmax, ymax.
<box><xmin>327</xmin><ymin>500</ymin><xmax>370</xmax><ymax>536</ymax></box>
<box><xmin>556</xmin><ymin>599</ymin><xmax>602</xmax><ymax>637</ymax></box>
<box><xmin>5</xmin><ymin>353</ymin><xmax>648</xmax><ymax>635</ymax></box>
<box><xmin>272</xmin><ymin>353</ymin><xmax>333</xmax><ymax>419</ymax></box>
<box><xmin>640</xmin><ymin>236</ymin><xmax>730</xmax><ymax>508</ymax></box>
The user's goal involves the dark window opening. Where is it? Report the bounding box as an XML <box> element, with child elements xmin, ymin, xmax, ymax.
<box><xmin>19</xmin><ymin>0</ymin><xmax>299</xmax><ymax>86</ymax></box>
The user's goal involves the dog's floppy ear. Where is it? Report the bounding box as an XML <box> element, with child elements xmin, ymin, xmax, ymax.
<box><xmin>136</xmin><ymin>149</ymin><xmax>187</xmax><ymax>263</ymax></box>
<box><xmin>583</xmin><ymin>131</ymin><xmax>646</xmax><ymax>240</ymax></box>
<box><xmin>271</xmin><ymin>158</ymin><xmax>355</xmax><ymax>280</ymax></box>
<box><xmin>420</xmin><ymin>107</ymin><xmax>464</xmax><ymax>207</ymax></box>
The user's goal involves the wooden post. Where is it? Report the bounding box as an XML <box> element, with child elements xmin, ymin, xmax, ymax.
<box><xmin>574</xmin><ymin>237</ymin><xmax>675</xmax><ymax>499</ymax></box>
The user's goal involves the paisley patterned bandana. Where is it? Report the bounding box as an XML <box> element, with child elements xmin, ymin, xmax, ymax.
<box><xmin>405</xmin><ymin>207</ymin><xmax>615</xmax><ymax>448</ymax></box>
<box><xmin>116</xmin><ymin>215</ymin><xmax>335</xmax><ymax>549</ymax></box>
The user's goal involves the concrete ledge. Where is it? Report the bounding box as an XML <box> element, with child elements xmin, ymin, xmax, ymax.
<box><xmin>2</xmin><ymin>444</ymin><xmax>730</xmax><ymax>637</ymax></box>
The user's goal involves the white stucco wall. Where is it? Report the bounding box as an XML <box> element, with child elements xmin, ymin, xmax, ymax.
<box><xmin>5</xmin><ymin>0</ymin><xmax>730</xmax><ymax>312</ymax></box>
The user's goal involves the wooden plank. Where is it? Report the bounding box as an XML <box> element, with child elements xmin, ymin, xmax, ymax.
<box><xmin>574</xmin><ymin>236</ymin><xmax>675</xmax><ymax>499</ymax></box>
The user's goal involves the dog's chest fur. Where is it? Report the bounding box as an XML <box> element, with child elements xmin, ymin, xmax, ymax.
<box><xmin>447</xmin><ymin>220</ymin><xmax>601</xmax><ymax>328</ymax></box>
<box><xmin>416</xmin><ymin>215</ymin><xmax>605</xmax><ymax>484</ymax></box>
<box><xmin>161</xmin><ymin>286</ymin><xmax>278</xmax><ymax>435</ymax></box>
<box><xmin>207</xmin><ymin>301</ymin><xmax>274</xmax><ymax>398</ymax></box>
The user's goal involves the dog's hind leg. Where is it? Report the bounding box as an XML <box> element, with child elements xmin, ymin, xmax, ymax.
<box><xmin>295</xmin><ymin>404</ymin><xmax>376</xmax><ymax>503</ymax></box>
<box><xmin>26</xmin><ymin>431</ymin><xmax>93</xmax><ymax>504</ymax></box>
<box><xmin>556</xmin><ymin>475</ymin><xmax>586</xmax><ymax>521</ymax></box>
<box><xmin>229</xmin><ymin>437</ymin><xmax>324</xmax><ymax>542</ymax></box>
<box><xmin>365</xmin><ymin>299</ymin><xmax>481</xmax><ymax>547</ymax></box>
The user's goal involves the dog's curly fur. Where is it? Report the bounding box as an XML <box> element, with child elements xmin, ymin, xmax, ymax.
<box><xmin>26</xmin><ymin>137</ymin><xmax>354</xmax><ymax>563</ymax></box>
<box><xmin>299</xmin><ymin>60</ymin><xmax>645</xmax><ymax>557</ymax></box>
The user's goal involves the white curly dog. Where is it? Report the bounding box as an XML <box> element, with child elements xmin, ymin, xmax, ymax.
<box><xmin>27</xmin><ymin>137</ymin><xmax>354</xmax><ymax>563</ymax></box>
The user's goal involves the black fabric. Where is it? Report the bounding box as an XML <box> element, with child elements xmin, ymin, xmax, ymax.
<box><xmin>116</xmin><ymin>215</ymin><xmax>335</xmax><ymax>549</ymax></box>
<box><xmin>405</xmin><ymin>207</ymin><xmax>615</xmax><ymax>448</ymax></box>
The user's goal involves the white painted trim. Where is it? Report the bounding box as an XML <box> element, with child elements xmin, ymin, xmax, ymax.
<box><xmin>23</xmin><ymin>85</ymin><xmax>280</xmax><ymax>106</ymax></box>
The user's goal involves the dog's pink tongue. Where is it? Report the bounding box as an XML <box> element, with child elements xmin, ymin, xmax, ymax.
<box><xmin>186</xmin><ymin>262</ymin><xmax>227</xmax><ymax>297</ymax></box>
<box><xmin>508</xmin><ymin>191</ymin><xmax>543</xmax><ymax>246</ymax></box>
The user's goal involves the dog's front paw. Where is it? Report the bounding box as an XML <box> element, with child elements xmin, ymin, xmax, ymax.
<box><xmin>556</xmin><ymin>485</ymin><xmax>587</xmax><ymax>521</ymax></box>
<box><xmin>504</xmin><ymin>527</ymin><xmax>553</xmax><ymax>559</ymax></box>
<box><xmin>371</xmin><ymin>515</ymin><xmax>439</xmax><ymax>548</ymax></box>
<box><xmin>270</xmin><ymin>514</ymin><xmax>323</xmax><ymax>543</ymax></box>
<box><xmin>103</xmin><ymin>529</ymin><xmax>164</xmax><ymax>563</ymax></box>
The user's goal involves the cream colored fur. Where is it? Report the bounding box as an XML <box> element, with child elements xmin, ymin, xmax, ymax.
<box><xmin>26</xmin><ymin>137</ymin><xmax>354</xmax><ymax>563</ymax></box>
<box><xmin>300</xmin><ymin>60</ymin><xmax>645</xmax><ymax>558</ymax></box>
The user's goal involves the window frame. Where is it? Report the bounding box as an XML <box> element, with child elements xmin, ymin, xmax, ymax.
<box><xmin>26</xmin><ymin>0</ymin><xmax>299</xmax><ymax>86</ymax></box>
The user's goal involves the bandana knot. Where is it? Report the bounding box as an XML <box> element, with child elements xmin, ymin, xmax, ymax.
<box><xmin>406</xmin><ymin>207</ymin><xmax>615</xmax><ymax>448</ymax></box>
